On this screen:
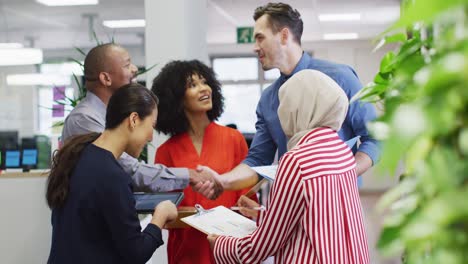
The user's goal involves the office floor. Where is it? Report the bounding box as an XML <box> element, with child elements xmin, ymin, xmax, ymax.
<box><xmin>361</xmin><ymin>191</ymin><xmax>402</xmax><ymax>264</ymax></box>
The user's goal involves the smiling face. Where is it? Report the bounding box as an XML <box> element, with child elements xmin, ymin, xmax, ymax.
<box><xmin>253</xmin><ymin>14</ymin><xmax>283</xmax><ymax>71</ymax></box>
<box><xmin>126</xmin><ymin>107</ymin><xmax>157</xmax><ymax>158</ymax></box>
<box><xmin>106</xmin><ymin>46</ymin><xmax>138</xmax><ymax>92</ymax></box>
<box><xmin>183</xmin><ymin>73</ymin><xmax>213</xmax><ymax>115</ymax></box>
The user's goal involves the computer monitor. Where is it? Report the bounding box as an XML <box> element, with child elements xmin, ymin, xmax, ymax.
<box><xmin>22</xmin><ymin>149</ymin><xmax>38</xmax><ymax>167</ymax></box>
<box><xmin>0</xmin><ymin>131</ymin><xmax>19</xmax><ymax>149</ymax></box>
<box><xmin>21</xmin><ymin>137</ymin><xmax>37</xmax><ymax>149</ymax></box>
<box><xmin>5</xmin><ymin>150</ymin><xmax>21</xmax><ymax>168</ymax></box>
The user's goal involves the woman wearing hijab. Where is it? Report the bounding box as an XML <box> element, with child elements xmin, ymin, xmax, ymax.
<box><xmin>208</xmin><ymin>69</ymin><xmax>370</xmax><ymax>264</ymax></box>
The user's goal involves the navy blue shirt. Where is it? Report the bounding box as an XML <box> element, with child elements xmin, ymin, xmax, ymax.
<box><xmin>244</xmin><ymin>52</ymin><xmax>380</xmax><ymax>167</ymax></box>
<box><xmin>48</xmin><ymin>144</ymin><xmax>163</xmax><ymax>264</ymax></box>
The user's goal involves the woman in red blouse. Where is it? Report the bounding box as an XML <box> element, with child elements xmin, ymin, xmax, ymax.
<box><xmin>209</xmin><ymin>69</ymin><xmax>370</xmax><ymax>264</ymax></box>
<box><xmin>151</xmin><ymin>60</ymin><xmax>254</xmax><ymax>264</ymax></box>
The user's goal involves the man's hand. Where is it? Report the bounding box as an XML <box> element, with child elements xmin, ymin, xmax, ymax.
<box><xmin>207</xmin><ymin>234</ymin><xmax>219</xmax><ymax>251</ymax></box>
<box><xmin>196</xmin><ymin>165</ymin><xmax>224</xmax><ymax>199</ymax></box>
<box><xmin>355</xmin><ymin>151</ymin><xmax>373</xmax><ymax>176</ymax></box>
<box><xmin>188</xmin><ymin>166</ymin><xmax>224</xmax><ymax>200</ymax></box>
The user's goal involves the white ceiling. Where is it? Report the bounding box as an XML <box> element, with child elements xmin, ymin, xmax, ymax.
<box><xmin>0</xmin><ymin>0</ymin><xmax>400</xmax><ymax>50</ymax></box>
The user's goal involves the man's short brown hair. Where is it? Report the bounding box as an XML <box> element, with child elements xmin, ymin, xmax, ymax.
<box><xmin>253</xmin><ymin>2</ymin><xmax>303</xmax><ymax>44</ymax></box>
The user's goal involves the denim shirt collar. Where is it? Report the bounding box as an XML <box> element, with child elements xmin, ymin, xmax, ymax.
<box><xmin>279</xmin><ymin>52</ymin><xmax>312</xmax><ymax>83</ymax></box>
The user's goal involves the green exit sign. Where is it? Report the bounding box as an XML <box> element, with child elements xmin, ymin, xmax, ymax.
<box><xmin>237</xmin><ymin>27</ymin><xmax>254</xmax><ymax>44</ymax></box>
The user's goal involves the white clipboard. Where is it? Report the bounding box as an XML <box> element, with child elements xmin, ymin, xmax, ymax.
<box><xmin>181</xmin><ymin>204</ymin><xmax>257</xmax><ymax>238</ymax></box>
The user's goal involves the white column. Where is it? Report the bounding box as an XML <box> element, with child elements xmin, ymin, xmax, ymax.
<box><xmin>145</xmin><ymin>0</ymin><xmax>209</xmax><ymax>163</ymax></box>
<box><xmin>145</xmin><ymin>0</ymin><xmax>209</xmax><ymax>74</ymax></box>
<box><xmin>143</xmin><ymin>2</ymin><xmax>208</xmax><ymax>263</ymax></box>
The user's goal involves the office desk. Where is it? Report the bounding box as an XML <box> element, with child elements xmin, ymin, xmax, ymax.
<box><xmin>0</xmin><ymin>171</ymin><xmax>51</xmax><ymax>264</ymax></box>
<box><xmin>0</xmin><ymin>170</ymin><xmax>49</xmax><ymax>178</ymax></box>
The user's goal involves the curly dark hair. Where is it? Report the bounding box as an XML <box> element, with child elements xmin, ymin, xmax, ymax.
<box><xmin>151</xmin><ymin>60</ymin><xmax>224</xmax><ymax>136</ymax></box>
<box><xmin>253</xmin><ymin>2</ymin><xmax>303</xmax><ymax>45</ymax></box>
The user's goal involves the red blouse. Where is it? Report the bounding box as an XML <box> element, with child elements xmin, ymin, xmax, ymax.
<box><xmin>155</xmin><ymin>122</ymin><xmax>251</xmax><ymax>264</ymax></box>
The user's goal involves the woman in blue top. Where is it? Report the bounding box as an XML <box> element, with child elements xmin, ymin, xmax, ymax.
<box><xmin>46</xmin><ymin>83</ymin><xmax>177</xmax><ymax>264</ymax></box>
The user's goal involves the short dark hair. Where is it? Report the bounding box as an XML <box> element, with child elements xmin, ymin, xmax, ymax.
<box><xmin>253</xmin><ymin>2</ymin><xmax>303</xmax><ymax>44</ymax></box>
<box><xmin>151</xmin><ymin>60</ymin><xmax>224</xmax><ymax>136</ymax></box>
<box><xmin>106</xmin><ymin>83</ymin><xmax>159</xmax><ymax>129</ymax></box>
<box><xmin>46</xmin><ymin>83</ymin><xmax>158</xmax><ymax>209</ymax></box>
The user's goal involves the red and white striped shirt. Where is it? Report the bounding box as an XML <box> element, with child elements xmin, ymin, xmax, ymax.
<box><xmin>214</xmin><ymin>127</ymin><xmax>370</xmax><ymax>264</ymax></box>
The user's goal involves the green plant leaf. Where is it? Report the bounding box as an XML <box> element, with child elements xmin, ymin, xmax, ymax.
<box><xmin>92</xmin><ymin>30</ymin><xmax>102</xmax><ymax>45</ymax></box>
<box><xmin>370</xmin><ymin>1</ymin><xmax>468</xmax><ymax>262</ymax></box>
<box><xmin>386</xmin><ymin>32</ymin><xmax>408</xmax><ymax>44</ymax></box>
<box><xmin>378</xmin><ymin>226</ymin><xmax>405</xmax><ymax>256</ymax></box>
<box><xmin>137</xmin><ymin>63</ymin><xmax>158</xmax><ymax>76</ymax></box>
<box><xmin>53</xmin><ymin>100</ymin><xmax>68</xmax><ymax>106</ymax></box>
<box><xmin>52</xmin><ymin>120</ymin><xmax>64</xmax><ymax>128</ymax></box>
<box><xmin>374</xmin><ymin>72</ymin><xmax>391</xmax><ymax>84</ymax></box>
<box><xmin>74</xmin><ymin>47</ymin><xmax>86</xmax><ymax>57</ymax></box>
<box><xmin>380</xmin><ymin>51</ymin><xmax>397</xmax><ymax>73</ymax></box>
<box><xmin>72</xmin><ymin>73</ymin><xmax>86</xmax><ymax>99</ymax></box>
<box><xmin>68</xmin><ymin>58</ymin><xmax>84</xmax><ymax>68</ymax></box>
<box><xmin>389</xmin><ymin>0</ymin><xmax>466</xmax><ymax>31</ymax></box>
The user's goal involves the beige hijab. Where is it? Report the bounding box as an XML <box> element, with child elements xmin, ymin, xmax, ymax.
<box><xmin>278</xmin><ymin>69</ymin><xmax>349</xmax><ymax>150</ymax></box>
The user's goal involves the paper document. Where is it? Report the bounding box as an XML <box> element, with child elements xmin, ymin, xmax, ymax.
<box><xmin>345</xmin><ymin>136</ymin><xmax>360</xmax><ymax>149</ymax></box>
<box><xmin>181</xmin><ymin>206</ymin><xmax>257</xmax><ymax>238</ymax></box>
<box><xmin>250</xmin><ymin>136</ymin><xmax>360</xmax><ymax>182</ymax></box>
<box><xmin>251</xmin><ymin>165</ymin><xmax>278</xmax><ymax>181</ymax></box>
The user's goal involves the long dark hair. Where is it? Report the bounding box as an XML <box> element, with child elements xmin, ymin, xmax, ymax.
<box><xmin>151</xmin><ymin>60</ymin><xmax>224</xmax><ymax>136</ymax></box>
<box><xmin>46</xmin><ymin>83</ymin><xmax>158</xmax><ymax>209</ymax></box>
<box><xmin>46</xmin><ymin>133</ymin><xmax>100</xmax><ymax>209</ymax></box>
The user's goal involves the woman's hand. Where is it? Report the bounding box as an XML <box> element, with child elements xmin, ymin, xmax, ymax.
<box><xmin>237</xmin><ymin>195</ymin><xmax>261</xmax><ymax>220</ymax></box>
<box><xmin>207</xmin><ymin>234</ymin><xmax>219</xmax><ymax>251</ymax></box>
<box><xmin>151</xmin><ymin>200</ymin><xmax>178</xmax><ymax>229</ymax></box>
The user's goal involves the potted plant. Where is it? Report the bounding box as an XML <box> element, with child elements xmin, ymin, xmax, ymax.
<box><xmin>354</xmin><ymin>0</ymin><xmax>468</xmax><ymax>262</ymax></box>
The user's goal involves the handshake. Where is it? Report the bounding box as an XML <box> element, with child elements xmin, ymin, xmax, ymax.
<box><xmin>188</xmin><ymin>165</ymin><xmax>224</xmax><ymax>200</ymax></box>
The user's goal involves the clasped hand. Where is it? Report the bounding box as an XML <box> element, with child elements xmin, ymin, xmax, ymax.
<box><xmin>189</xmin><ymin>165</ymin><xmax>224</xmax><ymax>200</ymax></box>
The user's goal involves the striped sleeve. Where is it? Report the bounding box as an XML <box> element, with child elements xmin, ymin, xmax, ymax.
<box><xmin>256</xmin><ymin>210</ymin><xmax>265</xmax><ymax>225</ymax></box>
<box><xmin>214</xmin><ymin>153</ymin><xmax>304</xmax><ymax>263</ymax></box>
<box><xmin>214</xmin><ymin>236</ymin><xmax>241</xmax><ymax>264</ymax></box>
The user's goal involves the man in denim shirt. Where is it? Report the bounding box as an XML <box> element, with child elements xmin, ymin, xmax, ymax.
<box><xmin>202</xmin><ymin>2</ymin><xmax>379</xmax><ymax>190</ymax></box>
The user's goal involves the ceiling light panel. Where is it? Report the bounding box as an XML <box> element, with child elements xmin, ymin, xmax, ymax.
<box><xmin>36</xmin><ymin>0</ymin><xmax>98</xmax><ymax>6</ymax></box>
<box><xmin>0</xmin><ymin>48</ymin><xmax>43</xmax><ymax>66</ymax></box>
<box><xmin>7</xmin><ymin>74</ymin><xmax>71</xmax><ymax>86</ymax></box>
<box><xmin>319</xmin><ymin>13</ymin><xmax>361</xmax><ymax>22</ymax></box>
<box><xmin>103</xmin><ymin>19</ymin><xmax>146</xmax><ymax>28</ymax></box>
<box><xmin>0</xmin><ymin>43</ymin><xmax>24</xmax><ymax>49</ymax></box>
<box><xmin>323</xmin><ymin>33</ymin><xmax>359</xmax><ymax>40</ymax></box>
